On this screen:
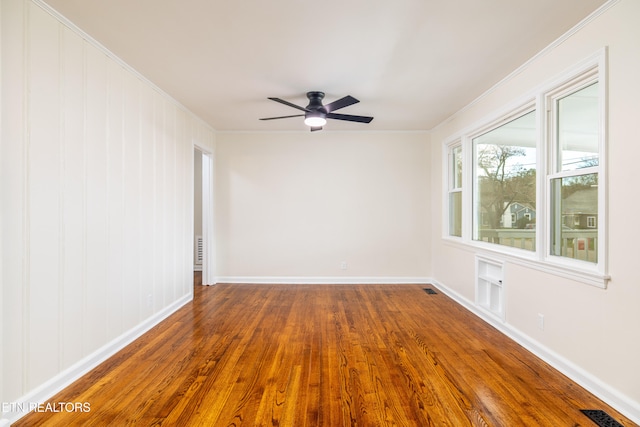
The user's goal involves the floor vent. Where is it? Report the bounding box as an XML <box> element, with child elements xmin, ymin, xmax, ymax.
<box><xmin>580</xmin><ymin>409</ymin><xmax>624</xmax><ymax>427</ymax></box>
<box><xmin>423</xmin><ymin>288</ymin><xmax>437</xmax><ymax>295</ymax></box>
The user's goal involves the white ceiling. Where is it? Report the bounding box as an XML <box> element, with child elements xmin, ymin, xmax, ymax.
<box><xmin>42</xmin><ymin>0</ymin><xmax>608</xmax><ymax>132</ymax></box>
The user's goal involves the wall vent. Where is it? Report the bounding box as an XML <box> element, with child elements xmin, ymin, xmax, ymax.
<box><xmin>580</xmin><ymin>409</ymin><xmax>624</xmax><ymax>427</ymax></box>
<box><xmin>476</xmin><ymin>256</ymin><xmax>505</xmax><ymax>321</ymax></box>
<box><xmin>195</xmin><ymin>235</ymin><xmax>203</xmax><ymax>265</ymax></box>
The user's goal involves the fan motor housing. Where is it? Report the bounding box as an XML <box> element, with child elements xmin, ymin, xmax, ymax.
<box><xmin>306</xmin><ymin>91</ymin><xmax>326</xmax><ymax>112</ymax></box>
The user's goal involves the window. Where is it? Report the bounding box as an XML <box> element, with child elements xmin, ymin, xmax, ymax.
<box><xmin>548</xmin><ymin>80</ymin><xmax>600</xmax><ymax>264</ymax></box>
<box><xmin>473</xmin><ymin>110</ymin><xmax>537</xmax><ymax>251</ymax></box>
<box><xmin>443</xmin><ymin>51</ymin><xmax>607</xmax><ymax>286</ymax></box>
<box><xmin>448</xmin><ymin>144</ymin><xmax>463</xmax><ymax>237</ymax></box>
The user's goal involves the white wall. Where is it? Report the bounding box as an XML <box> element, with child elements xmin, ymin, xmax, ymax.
<box><xmin>215</xmin><ymin>131</ymin><xmax>431</xmax><ymax>282</ymax></box>
<box><xmin>430</xmin><ymin>0</ymin><xmax>640</xmax><ymax>420</ymax></box>
<box><xmin>0</xmin><ymin>0</ymin><xmax>215</xmax><ymax>421</ymax></box>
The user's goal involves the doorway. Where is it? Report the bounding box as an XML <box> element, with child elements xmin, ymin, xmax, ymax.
<box><xmin>194</xmin><ymin>146</ymin><xmax>215</xmax><ymax>285</ymax></box>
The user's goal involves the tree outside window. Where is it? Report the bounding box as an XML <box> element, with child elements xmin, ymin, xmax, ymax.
<box><xmin>473</xmin><ymin>110</ymin><xmax>537</xmax><ymax>250</ymax></box>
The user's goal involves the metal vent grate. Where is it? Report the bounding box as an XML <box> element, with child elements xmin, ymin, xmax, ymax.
<box><xmin>195</xmin><ymin>235</ymin><xmax>203</xmax><ymax>265</ymax></box>
<box><xmin>423</xmin><ymin>288</ymin><xmax>437</xmax><ymax>295</ymax></box>
<box><xmin>580</xmin><ymin>409</ymin><xmax>624</xmax><ymax>427</ymax></box>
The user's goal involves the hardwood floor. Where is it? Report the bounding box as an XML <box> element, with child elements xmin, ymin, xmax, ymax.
<box><xmin>15</xmin><ymin>281</ymin><xmax>635</xmax><ymax>426</ymax></box>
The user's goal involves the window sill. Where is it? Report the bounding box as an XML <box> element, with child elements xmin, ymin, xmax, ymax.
<box><xmin>442</xmin><ymin>237</ymin><xmax>610</xmax><ymax>289</ymax></box>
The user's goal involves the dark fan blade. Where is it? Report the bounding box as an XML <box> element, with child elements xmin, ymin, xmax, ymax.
<box><xmin>310</xmin><ymin>126</ymin><xmax>323</xmax><ymax>132</ymax></box>
<box><xmin>259</xmin><ymin>114</ymin><xmax>305</xmax><ymax>121</ymax></box>
<box><xmin>268</xmin><ymin>97</ymin><xmax>309</xmax><ymax>112</ymax></box>
<box><xmin>323</xmin><ymin>95</ymin><xmax>359</xmax><ymax>113</ymax></box>
<box><xmin>326</xmin><ymin>112</ymin><xmax>373</xmax><ymax>123</ymax></box>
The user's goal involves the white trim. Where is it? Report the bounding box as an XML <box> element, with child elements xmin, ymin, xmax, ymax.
<box><xmin>430</xmin><ymin>277</ymin><xmax>640</xmax><ymax>426</ymax></box>
<box><xmin>3</xmin><ymin>294</ymin><xmax>192</xmax><ymax>426</ymax></box>
<box><xmin>214</xmin><ymin>276</ymin><xmax>432</xmax><ymax>285</ymax></box>
<box><xmin>196</xmin><ymin>147</ymin><xmax>216</xmax><ymax>286</ymax></box>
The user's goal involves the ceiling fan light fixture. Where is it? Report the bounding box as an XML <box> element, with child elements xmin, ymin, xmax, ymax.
<box><xmin>304</xmin><ymin>113</ymin><xmax>327</xmax><ymax>127</ymax></box>
<box><xmin>261</xmin><ymin>92</ymin><xmax>373</xmax><ymax>129</ymax></box>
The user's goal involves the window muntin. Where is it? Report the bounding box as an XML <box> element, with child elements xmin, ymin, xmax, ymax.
<box><xmin>473</xmin><ymin>110</ymin><xmax>537</xmax><ymax>251</ymax></box>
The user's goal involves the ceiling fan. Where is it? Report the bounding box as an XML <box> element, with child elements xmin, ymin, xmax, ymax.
<box><xmin>259</xmin><ymin>91</ymin><xmax>374</xmax><ymax>131</ymax></box>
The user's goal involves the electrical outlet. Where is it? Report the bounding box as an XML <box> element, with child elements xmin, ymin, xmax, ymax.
<box><xmin>538</xmin><ymin>313</ymin><xmax>544</xmax><ymax>330</ymax></box>
<box><xmin>340</xmin><ymin>261</ymin><xmax>348</xmax><ymax>270</ymax></box>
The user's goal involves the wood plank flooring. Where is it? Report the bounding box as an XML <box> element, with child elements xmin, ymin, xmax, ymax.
<box><xmin>15</xmin><ymin>280</ymin><xmax>635</xmax><ymax>426</ymax></box>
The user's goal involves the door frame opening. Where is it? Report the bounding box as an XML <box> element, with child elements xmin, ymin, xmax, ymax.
<box><xmin>194</xmin><ymin>145</ymin><xmax>215</xmax><ymax>285</ymax></box>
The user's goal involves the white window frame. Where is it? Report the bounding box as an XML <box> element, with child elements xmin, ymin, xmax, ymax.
<box><xmin>444</xmin><ymin>140</ymin><xmax>464</xmax><ymax>238</ymax></box>
<box><xmin>543</xmin><ymin>59</ymin><xmax>607</xmax><ymax>282</ymax></box>
<box><xmin>443</xmin><ymin>49</ymin><xmax>608</xmax><ymax>288</ymax></box>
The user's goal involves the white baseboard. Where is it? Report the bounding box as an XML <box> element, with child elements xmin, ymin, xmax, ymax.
<box><xmin>214</xmin><ymin>276</ymin><xmax>432</xmax><ymax>285</ymax></box>
<box><xmin>2</xmin><ymin>294</ymin><xmax>192</xmax><ymax>426</ymax></box>
<box><xmin>429</xmin><ymin>278</ymin><xmax>640</xmax><ymax>425</ymax></box>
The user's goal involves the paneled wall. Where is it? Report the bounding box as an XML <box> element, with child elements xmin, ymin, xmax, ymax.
<box><xmin>1</xmin><ymin>0</ymin><xmax>215</xmax><ymax>414</ymax></box>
